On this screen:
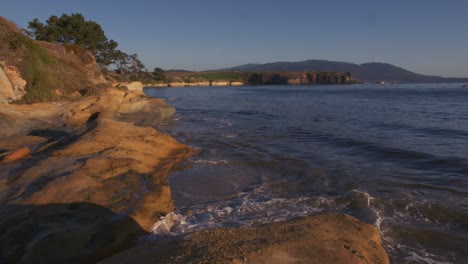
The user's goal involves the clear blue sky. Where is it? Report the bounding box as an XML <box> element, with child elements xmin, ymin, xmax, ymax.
<box><xmin>3</xmin><ymin>0</ymin><xmax>468</xmax><ymax>77</ymax></box>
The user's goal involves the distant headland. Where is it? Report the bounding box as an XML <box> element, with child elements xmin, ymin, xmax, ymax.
<box><xmin>217</xmin><ymin>60</ymin><xmax>468</xmax><ymax>84</ymax></box>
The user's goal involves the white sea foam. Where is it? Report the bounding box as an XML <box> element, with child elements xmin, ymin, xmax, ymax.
<box><xmin>192</xmin><ymin>159</ymin><xmax>229</xmax><ymax>166</ymax></box>
<box><xmin>149</xmin><ymin>185</ymin><xmax>386</xmax><ymax>239</ymax></box>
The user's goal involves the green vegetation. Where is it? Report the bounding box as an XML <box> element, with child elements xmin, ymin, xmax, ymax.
<box><xmin>1</xmin><ymin>20</ymin><xmax>57</xmax><ymax>102</ymax></box>
<box><xmin>1</xmin><ymin>16</ymin><xmax>115</xmax><ymax>103</ymax></box>
<box><xmin>25</xmin><ymin>13</ymin><xmax>150</xmax><ymax>78</ymax></box>
<box><xmin>166</xmin><ymin>71</ymin><xmax>355</xmax><ymax>86</ymax></box>
<box><xmin>153</xmin><ymin>67</ymin><xmax>166</xmax><ymax>82</ymax></box>
<box><xmin>21</xmin><ymin>42</ymin><xmax>59</xmax><ymax>102</ymax></box>
<box><xmin>188</xmin><ymin>71</ymin><xmax>246</xmax><ymax>81</ymax></box>
<box><xmin>25</xmin><ymin>13</ymin><xmax>118</xmax><ymax>70</ymax></box>
<box><xmin>25</xmin><ymin>13</ymin><xmax>174</xmax><ymax>85</ymax></box>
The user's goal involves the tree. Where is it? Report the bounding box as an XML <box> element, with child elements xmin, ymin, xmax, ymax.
<box><xmin>153</xmin><ymin>67</ymin><xmax>166</xmax><ymax>81</ymax></box>
<box><xmin>128</xmin><ymin>54</ymin><xmax>146</xmax><ymax>73</ymax></box>
<box><xmin>25</xmin><ymin>13</ymin><xmax>133</xmax><ymax>70</ymax></box>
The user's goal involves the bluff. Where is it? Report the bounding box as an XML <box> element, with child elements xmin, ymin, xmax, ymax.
<box><xmin>0</xmin><ymin>16</ymin><xmax>109</xmax><ymax>103</ymax></box>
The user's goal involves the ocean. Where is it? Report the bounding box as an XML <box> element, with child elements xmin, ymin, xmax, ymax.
<box><xmin>145</xmin><ymin>84</ymin><xmax>468</xmax><ymax>263</ymax></box>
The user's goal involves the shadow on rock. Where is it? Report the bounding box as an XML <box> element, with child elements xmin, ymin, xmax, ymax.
<box><xmin>0</xmin><ymin>202</ymin><xmax>147</xmax><ymax>264</ymax></box>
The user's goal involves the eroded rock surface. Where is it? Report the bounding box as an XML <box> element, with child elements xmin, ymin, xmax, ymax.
<box><xmin>100</xmin><ymin>214</ymin><xmax>389</xmax><ymax>264</ymax></box>
<box><xmin>0</xmin><ymin>65</ymin><xmax>26</xmax><ymax>103</ymax></box>
<box><xmin>0</xmin><ymin>88</ymin><xmax>175</xmax><ymax>138</ymax></box>
<box><xmin>0</xmin><ymin>89</ymin><xmax>195</xmax><ymax>263</ymax></box>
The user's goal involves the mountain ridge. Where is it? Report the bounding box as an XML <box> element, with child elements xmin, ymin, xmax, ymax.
<box><xmin>218</xmin><ymin>59</ymin><xmax>468</xmax><ymax>83</ymax></box>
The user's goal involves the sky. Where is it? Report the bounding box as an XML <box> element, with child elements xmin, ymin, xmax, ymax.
<box><xmin>2</xmin><ymin>0</ymin><xmax>468</xmax><ymax>77</ymax></box>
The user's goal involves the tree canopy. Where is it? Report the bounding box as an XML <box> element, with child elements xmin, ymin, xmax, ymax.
<box><xmin>25</xmin><ymin>13</ymin><xmax>144</xmax><ymax>73</ymax></box>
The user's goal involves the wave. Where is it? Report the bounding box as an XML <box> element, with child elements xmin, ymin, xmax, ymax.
<box><xmin>147</xmin><ymin>188</ymin><xmax>383</xmax><ymax>237</ymax></box>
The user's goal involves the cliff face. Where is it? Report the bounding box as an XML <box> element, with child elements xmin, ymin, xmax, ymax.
<box><xmin>0</xmin><ymin>16</ymin><xmax>109</xmax><ymax>103</ymax></box>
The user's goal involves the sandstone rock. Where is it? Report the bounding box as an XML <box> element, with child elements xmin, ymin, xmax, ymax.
<box><xmin>117</xmin><ymin>81</ymin><xmax>144</xmax><ymax>92</ymax></box>
<box><xmin>0</xmin><ymin>88</ymin><xmax>196</xmax><ymax>262</ymax></box>
<box><xmin>99</xmin><ymin>214</ymin><xmax>389</xmax><ymax>264</ymax></box>
<box><xmin>0</xmin><ymin>135</ymin><xmax>47</xmax><ymax>151</ymax></box>
<box><xmin>3</xmin><ymin>65</ymin><xmax>26</xmax><ymax>92</ymax></box>
<box><xmin>0</xmin><ymin>66</ymin><xmax>14</xmax><ymax>103</ymax></box>
<box><xmin>0</xmin><ymin>65</ymin><xmax>27</xmax><ymax>103</ymax></box>
<box><xmin>2</xmin><ymin>147</ymin><xmax>30</xmax><ymax>163</ymax></box>
<box><xmin>0</xmin><ymin>118</ymin><xmax>195</xmax><ymax>262</ymax></box>
<box><xmin>1</xmin><ymin>118</ymin><xmax>194</xmax><ymax>228</ymax></box>
<box><xmin>0</xmin><ymin>88</ymin><xmax>176</xmax><ymax>137</ymax></box>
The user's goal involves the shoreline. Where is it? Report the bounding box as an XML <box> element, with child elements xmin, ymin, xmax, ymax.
<box><xmin>0</xmin><ymin>87</ymin><xmax>389</xmax><ymax>263</ymax></box>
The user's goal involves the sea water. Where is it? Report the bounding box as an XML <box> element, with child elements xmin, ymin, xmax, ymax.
<box><xmin>145</xmin><ymin>84</ymin><xmax>468</xmax><ymax>263</ymax></box>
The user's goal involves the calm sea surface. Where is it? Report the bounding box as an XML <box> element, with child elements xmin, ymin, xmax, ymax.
<box><xmin>145</xmin><ymin>84</ymin><xmax>468</xmax><ymax>263</ymax></box>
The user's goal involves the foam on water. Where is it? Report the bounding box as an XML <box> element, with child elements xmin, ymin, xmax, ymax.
<box><xmin>148</xmin><ymin>187</ymin><xmax>384</xmax><ymax>239</ymax></box>
<box><xmin>191</xmin><ymin>159</ymin><xmax>229</xmax><ymax>166</ymax></box>
<box><xmin>145</xmin><ymin>85</ymin><xmax>468</xmax><ymax>263</ymax></box>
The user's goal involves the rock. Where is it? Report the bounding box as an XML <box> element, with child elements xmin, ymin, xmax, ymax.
<box><xmin>117</xmin><ymin>81</ymin><xmax>144</xmax><ymax>92</ymax></box>
<box><xmin>2</xmin><ymin>147</ymin><xmax>30</xmax><ymax>163</ymax></box>
<box><xmin>0</xmin><ymin>89</ymin><xmax>196</xmax><ymax>262</ymax></box>
<box><xmin>99</xmin><ymin>214</ymin><xmax>389</xmax><ymax>264</ymax></box>
<box><xmin>1</xmin><ymin>118</ymin><xmax>195</xmax><ymax>229</ymax></box>
<box><xmin>0</xmin><ymin>88</ymin><xmax>176</xmax><ymax>137</ymax></box>
<box><xmin>0</xmin><ymin>135</ymin><xmax>47</xmax><ymax>151</ymax></box>
<box><xmin>0</xmin><ymin>118</ymin><xmax>195</xmax><ymax>262</ymax></box>
<box><xmin>0</xmin><ymin>65</ymin><xmax>26</xmax><ymax>103</ymax></box>
<box><xmin>3</xmin><ymin>66</ymin><xmax>26</xmax><ymax>92</ymax></box>
<box><xmin>0</xmin><ymin>203</ymin><xmax>146</xmax><ymax>264</ymax></box>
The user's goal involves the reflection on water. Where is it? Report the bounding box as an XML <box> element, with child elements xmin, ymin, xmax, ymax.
<box><xmin>146</xmin><ymin>84</ymin><xmax>468</xmax><ymax>263</ymax></box>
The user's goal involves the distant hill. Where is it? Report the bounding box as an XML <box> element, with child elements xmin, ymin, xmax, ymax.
<box><xmin>219</xmin><ymin>60</ymin><xmax>468</xmax><ymax>83</ymax></box>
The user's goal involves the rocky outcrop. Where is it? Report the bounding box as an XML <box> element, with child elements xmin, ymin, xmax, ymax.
<box><xmin>0</xmin><ymin>88</ymin><xmax>176</xmax><ymax>138</ymax></box>
<box><xmin>100</xmin><ymin>214</ymin><xmax>389</xmax><ymax>264</ymax></box>
<box><xmin>0</xmin><ymin>64</ymin><xmax>26</xmax><ymax>103</ymax></box>
<box><xmin>115</xmin><ymin>81</ymin><xmax>144</xmax><ymax>92</ymax></box>
<box><xmin>0</xmin><ymin>89</ymin><xmax>195</xmax><ymax>263</ymax></box>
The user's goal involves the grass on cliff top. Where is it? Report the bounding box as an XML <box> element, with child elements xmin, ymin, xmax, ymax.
<box><xmin>192</xmin><ymin>72</ymin><xmax>246</xmax><ymax>81</ymax></box>
<box><xmin>0</xmin><ymin>29</ymin><xmax>59</xmax><ymax>102</ymax></box>
<box><xmin>1</xmin><ymin>17</ymin><xmax>108</xmax><ymax>103</ymax></box>
<box><xmin>167</xmin><ymin>71</ymin><xmax>247</xmax><ymax>81</ymax></box>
